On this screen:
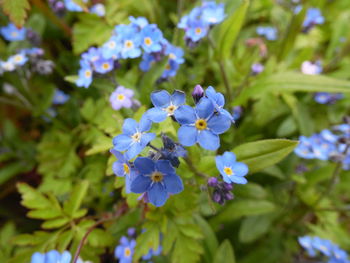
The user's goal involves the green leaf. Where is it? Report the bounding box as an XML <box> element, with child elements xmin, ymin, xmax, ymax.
<box><xmin>0</xmin><ymin>0</ymin><xmax>30</xmax><ymax>27</ymax></box>
<box><xmin>211</xmin><ymin>200</ymin><xmax>276</xmax><ymax>225</ymax></box>
<box><xmin>233</xmin><ymin>139</ymin><xmax>298</xmax><ymax>173</ymax></box>
<box><xmin>214</xmin><ymin>0</ymin><xmax>249</xmax><ymax>59</ymax></box>
<box><xmin>41</xmin><ymin>217</ymin><xmax>70</xmax><ymax>229</ymax></box>
<box><xmin>213</xmin><ymin>240</ymin><xmax>235</xmax><ymax>263</ymax></box>
<box><xmin>235</xmin><ymin>72</ymin><xmax>350</xmax><ymax>105</ymax></box>
<box><xmin>63</xmin><ymin>180</ymin><xmax>89</xmax><ymax>217</ymax></box>
<box><xmin>73</xmin><ymin>14</ymin><xmax>113</xmax><ymax>54</ymax></box>
<box><xmin>239</xmin><ymin>215</ymin><xmax>272</xmax><ymax>243</ymax></box>
<box><xmin>0</xmin><ymin>161</ymin><xmax>31</xmax><ymax>185</ymax></box>
<box><xmin>134</xmin><ymin>222</ymin><xmax>160</xmax><ymax>260</ymax></box>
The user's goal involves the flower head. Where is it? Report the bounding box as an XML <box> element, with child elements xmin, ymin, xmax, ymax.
<box><xmin>216</xmin><ymin>152</ymin><xmax>248</xmax><ymax>184</ymax></box>
<box><xmin>90</xmin><ymin>3</ymin><xmax>105</xmax><ymax>17</ymax></box>
<box><xmin>314</xmin><ymin>92</ymin><xmax>343</xmax><ymax>105</ymax></box>
<box><xmin>115</xmin><ymin>24</ymin><xmax>142</xmax><ymax>59</ymax></box>
<box><xmin>140</xmin><ymin>24</ymin><xmax>164</xmax><ymax>53</ymax></box>
<box><xmin>205</xmin><ymin>86</ymin><xmax>234</xmax><ymax>121</ymax></box>
<box><xmin>303</xmin><ymin>8</ymin><xmax>324</xmax><ymax>29</ymax></box>
<box><xmin>30</xmin><ymin>250</ymin><xmax>71</xmax><ymax>263</ymax></box>
<box><xmin>146</xmin><ymin>90</ymin><xmax>186</xmax><ymax>123</ymax></box>
<box><xmin>0</xmin><ymin>23</ymin><xmax>26</xmax><ymax>41</ymax></box>
<box><xmin>76</xmin><ymin>61</ymin><xmax>93</xmax><ymax>88</ymax></box>
<box><xmin>114</xmin><ymin>236</ymin><xmax>136</xmax><ymax>263</ymax></box>
<box><xmin>174</xmin><ymin>97</ymin><xmax>231</xmax><ymax>150</ymax></box>
<box><xmin>298</xmin><ymin>236</ymin><xmax>317</xmax><ymax>257</ymax></box>
<box><xmin>256</xmin><ymin>26</ymin><xmax>277</xmax><ymax>41</ymax></box>
<box><xmin>52</xmin><ymin>89</ymin><xmax>69</xmax><ymax>105</ymax></box>
<box><xmin>130</xmin><ymin>157</ymin><xmax>183</xmax><ymax>207</ymax></box>
<box><xmin>110</xmin><ymin>86</ymin><xmax>135</xmax><ymax>110</ymax></box>
<box><xmin>301</xmin><ymin>61</ymin><xmax>322</xmax><ymax>75</ymax></box>
<box><xmin>93</xmin><ymin>57</ymin><xmax>114</xmax><ymax>74</ymax></box>
<box><xmin>112</xmin><ymin>115</ymin><xmax>155</xmax><ymax>160</ymax></box>
<box><xmin>102</xmin><ymin>36</ymin><xmax>121</xmax><ymax>59</ymax></box>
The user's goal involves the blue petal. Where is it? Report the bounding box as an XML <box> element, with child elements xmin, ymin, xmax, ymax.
<box><xmin>155</xmin><ymin>160</ymin><xmax>175</xmax><ymax>175</ymax></box>
<box><xmin>110</xmin><ymin>149</ymin><xmax>125</xmax><ymax>162</ymax></box>
<box><xmin>61</xmin><ymin>251</ymin><xmax>72</xmax><ymax>263</ymax></box>
<box><xmin>139</xmin><ymin>114</ymin><xmax>152</xmax><ymax>132</ymax></box>
<box><xmin>113</xmin><ymin>135</ymin><xmax>132</xmax><ymax>151</ymax></box>
<box><xmin>30</xmin><ymin>252</ymin><xmax>45</xmax><ymax>263</ymax></box>
<box><xmin>232</xmin><ymin>162</ymin><xmax>249</xmax><ymax>177</ymax></box>
<box><xmin>215</xmin><ymin>155</ymin><xmax>225</xmax><ymax>171</ymax></box>
<box><xmin>178</xmin><ymin>125</ymin><xmax>197</xmax><ymax>146</ymax></box>
<box><xmin>151</xmin><ymin>90</ymin><xmax>171</xmax><ymax>108</ymax></box>
<box><xmin>207</xmin><ymin>114</ymin><xmax>231</xmax><ymax>134</ymax></box>
<box><xmin>195</xmin><ymin>98</ymin><xmax>214</xmax><ymax>119</ymax></box>
<box><xmin>216</xmin><ymin>92</ymin><xmax>225</xmax><ymax>107</ymax></box>
<box><xmin>134</xmin><ymin>157</ymin><xmax>155</xmax><ymax>175</ymax></box>
<box><xmin>171</xmin><ymin>90</ymin><xmax>186</xmax><ymax>106</ymax></box>
<box><xmin>140</xmin><ymin>132</ymin><xmax>156</xmax><ymax>146</ymax></box>
<box><xmin>198</xmin><ymin>130</ymin><xmax>219</xmax><ymax>150</ymax></box>
<box><xmin>130</xmin><ymin>174</ymin><xmax>151</xmax><ymax>193</ymax></box>
<box><xmin>148</xmin><ymin>183</ymin><xmax>168</xmax><ymax>207</ymax></box>
<box><xmin>125</xmin><ymin>169</ymin><xmax>138</xmax><ymax>193</ymax></box>
<box><xmin>220</xmin><ymin>108</ymin><xmax>234</xmax><ymax>121</ymax></box>
<box><xmin>122</xmin><ymin>118</ymin><xmax>138</xmax><ymax>135</ymax></box>
<box><xmin>174</xmin><ymin>105</ymin><xmax>196</xmax><ymax>124</ymax></box>
<box><xmin>47</xmin><ymin>250</ymin><xmax>60</xmax><ymax>263</ymax></box>
<box><xmin>164</xmin><ymin>174</ymin><xmax>183</xmax><ymax>194</ymax></box>
<box><xmin>146</xmin><ymin>107</ymin><xmax>167</xmax><ymax>123</ymax></box>
<box><xmin>113</xmin><ymin>161</ymin><xmax>125</xmax><ymax>177</ymax></box>
<box><xmin>125</xmin><ymin>143</ymin><xmax>144</xmax><ymax>160</ymax></box>
<box><xmin>222</xmin><ymin>151</ymin><xmax>236</xmax><ymax>164</ymax></box>
<box><xmin>230</xmin><ymin>175</ymin><xmax>248</xmax><ymax>184</ymax></box>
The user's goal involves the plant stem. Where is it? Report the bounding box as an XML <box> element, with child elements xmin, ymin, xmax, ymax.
<box><xmin>184</xmin><ymin>157</ymin><xmax>207</xmax><ymax>179</ymax></box>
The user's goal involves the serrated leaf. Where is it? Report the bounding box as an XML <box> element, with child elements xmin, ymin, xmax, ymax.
<box><xmin>1</xmin><ymin>0</ymin><xmax>30</xmax><ymax>27</ymax></box>
<box><xmin>41</xmin><ymin>217</ymin><xmax>70</xmax><ymax>229</ymax></box>
<box><xmin>134</xmin><ymin>223</ymin><xmax>160</xmax><ymax>260</ymax></box>
<box><xmin>233</xmin><ymin>139</ymin><xmax>298</xmax><ymax>173</ymax></box>
<box><xmin>214</xmin><ymin>240</ymin><xmax>235</xmax><ymax>263</ymax></box>
<box><xmin>27</xmin><ymin>209</ymin><xmax>62</xmax><ymax>220</ymax></box>
<box><xmin>17</xmin><ymin>183</ymin><xmax>54</xmax><ymax>210</ymax></box>
<box><xmin>63</xmin><ymin>180</ymin><xmax>89</xmax><ymax>217</ymax></box>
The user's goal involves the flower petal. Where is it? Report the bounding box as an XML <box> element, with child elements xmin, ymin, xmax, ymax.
<box><xmin>113</xmin><ymin>135</ymin><xmax>132</xmax><ymax>151</ymax></box>
<box><xmin>134</xmin><ymin>157</ymin><xmax>155</xmax><ymax>175</ymax></box>
<box><xmin>113</xmin><ymin>161</ymin><xmax>125</xmax><ymax>177</ymax></box>
<box><xmin>138</xmin><ymin>114</ymin><xmax>153</xmax><ymax>132</ymax></box>
<box><xmin>30</xmin><ymin>253</ymin><xmax>45</xmax><ymax>263</ymax></box>
<box><xmin>163</xmin><ymin>174</ymin><xmax>183</xmax><ymax>194</ymax></box>
<box><xmin>198</xmin><ymin>130</ymin><xmax>219</xmax><ymax>150</ymax></box>
<box><xmin>130</xmin><ymin>174</ymin><xmax>152</xmax><ymax>193</ymax></box>
<box><xmin>125</xmin><ymin>169</ymin><xmax>138</xmax><ymax>193</ymax></box>
<box><xmin>151</xmin><ymin>90</ymin><xmax>171</xmax><ymax>108</ymax></box>
<box><xmin>178</xmin><ymin>125</ymin><xmax>197</xmax><ymax>146</ymax></box>
<box><xmin>148</xmin><ymin>183</ymin><xmax>168</xmax><ymax>207</ymax></box>
<box><xmin>125</xmin><ymin>142</ymin><xmax>144</xmax><ymax>160</ymax></box>
<box><xmin>174</xmin><ymin>105</ymin><xmax>196</xmax><ymax>124</ymax></box>
<box><xmin>110</xmin><ymin>149</ymin><xmax>125</xmax><ymax>161</ymax></box>
<box><xmin>146</xmin><ymin>107</ymin><xmax>167</xmax><ymax>123</ymax></box>
<box><xmin>229</xmin><ymin>175</ymin><xmax>247</xmax><ymax>184</ymax></box>
<box><xmin>61</xmin><ymin>251</ymin><xmax>72</xmax><ymax>263</ymax></box>
<box><xmin>195</xmin><ymin>97</ymin><xmax>214</xmax><ymax>119</ymax></box>
<box><xmin>140</xmin><ymin>132</ymin><xmax>156</xmax><ymax>146</ymax></box>
<box><xmin>155</xmin><ymin>160</ymin><xmax>175</xmax><ymax>175</ymax></box>
<box><xmin>232</xmin><ymin>162</ymin><xmax>249</xmax><ymax>177</ymax></box>
<box><xmin>122</xmin><ymin>118</ymin><xmax>138</xmax><ymax>135</ymax></box>
<box><xmin>222</xmin><ymin>151</ymin><xmax>236</xmax><ymax>164</ymax></box>
<box><xmin>215</xmin><ymin>155</ymin><xmax>225</xmax><ymax>172</ymax></box>
<box><xmin>171</xmin><ymin>90</ymin><xmax>186</xmax><ymax>106</ymax></box>
<box><xmin>207</xmin><ymin>114</ymin><xmax>231</xmax><ymax>134</ymax></box>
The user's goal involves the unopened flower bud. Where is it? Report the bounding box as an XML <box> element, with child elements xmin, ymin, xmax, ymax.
<box><xmin>207</xmin><ymin>177</ymin><xmax>218</xmax><ymax>187</ymax></box>
<box><xmin>192</xmin><ymin>84</ymin><xmax>204</xmax><ymax>104</ymax></box>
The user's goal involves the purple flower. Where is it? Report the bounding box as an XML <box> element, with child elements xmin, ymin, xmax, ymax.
<box><xmin>251</xmin><ymin>63</ymin><xmax>264</xmax><ymax>75</ymax></box>
<box><xmin>301</xmin><ymin>61</ymin><xmax>322</xmax><ymax>75</ymax></box>
<box><xmin>110</xmin><ymin>86</ymin><xmax>134</xmax><ymax>110</ymax></box>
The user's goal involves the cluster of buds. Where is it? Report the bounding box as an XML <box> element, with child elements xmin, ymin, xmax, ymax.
<box><xmin>207</xmin><ymin>177</ymin><xmax>234</xmax><ymax>205</ymax></box>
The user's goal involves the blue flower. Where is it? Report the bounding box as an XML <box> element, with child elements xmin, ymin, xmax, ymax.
<box><xmin>115</xmin><ymin>25</ymin><xmax>142</xmax><ymax>59</ymax></box>
<box><xmin>140</xmin><ymin>24</ymin><xmax>164</xmax><ymax>53</ymax></box>
<box><xmin>205</xmin><ymin>86</ymin><xmax>234</xmax><ymax>121</ymax></box>
<box><xmin>30</xmin><ymin>250</ymin><xmax>71</xmax><ymax>263</ymax></box>
<box><xmin>0</xmin><ymin>23</ymin><xmax>26</xmax><ymax>41</ymax></box>
<box><xmin>256</xmin><ymin>26</ymin><xmax>277</xmax><ymax>41</ymax></box>
<box><xmin>114</xmin><ymin>236</ymin><xmax>136</xmax><ymax>263</ymax></box>
<box><xmin>201</xmin><ymin>2</ymin><xmax>226</xmax><ymax>25</ymax></box>
<box><xmin>10</xmin><ymin>52</ymin><xmax>28</xmax><ymax>66</ymax></box>
<box><xmin>0</xmin><ymin>59</ymin><xmax>15</xmax><ymax>72</ymax></box>
<box><xmin>93</xmin><ymin>57</ymin><xmax>114</xmax><ymax>74</ymax></box>
<box><xmin>314</xmin><ymin>92</ymin><xmax>343</xmax><ymax>105</ymax></box>
<box><xmin>174</xmin><ymin>97</ymin><xmax>231</xmax><ymax>150</ymax></box>
<box><xmin>110</xmin><ymin>149</ymin><xmax>137</xmax><ymax>193</ymax></box>
<box><xmin>142</xmin><ymin>245</ymin><xmax>162</xmax><ymax>261</ymax></box>
<box><xmin>186</xmin><ymin>19</ymin><xmax>209</xmax><ymax>42</ymax></box>
<box><xmin>129</xmin><ymin>16</ymin><xmax>149</xmax><ymax>29</ymax></box>
<box><xmin>298</xmin><ymin>236</ymin><xmax>317</xmax><ymax>257</ymax></box>
<box><xmin>82</xmin><ymin>47</ymin><xmax>101</xmax><ymax>63</ymax></box>
<box><xmin>52</xmin><ymin>89</ymin><xmax>69</xmax><ymax>105</ymax></box>
<box><xmin>303</xmin><ymin>8</ymin><xmax>324</xmax><ymax>28</ymax></box>
<box><xmin>139</xmin><ymin>53</ymin><xmax>157</xmax><ymax>72</ymax></box>
<box><xmin>76</xmin><ymin>61</ymin><xmax>93</xmax><ymax>88</ymax></box>
<box><xmin>90</xmin><ymin>3</ymin><xmax>105</xmax><ymax>17</ymax></box>
<box><xmin>101</xmin><ymin>36</ymin><xmax>121</xmax><ymax>59</ymax></box>
<box><xmin>146</xmin><ymin>90</ymin><xmax>186</xmax><ymax>123</ymax></box>
<box><xmin>130</xmin><ymin>157</ymin><xmax>183</xmax><ymax>207</ymax></box>
<box><xmin>64</xmin><ymin>0</ymin><xmax>85</xmax><ymax>11</ymax></box>
<box><xmin>113</xmin><ymin>115</ymin><xmax>155</xmax><ymax>160</ymax></box>
<box><xmin>165</xmin><ymin>43</ymin><xmax>185</xmax><ymax>64</ymax></box>
<box><xmin>216</xmin><ymin>152</ymin><xmax>248</xmax><ymax>184</ymax></box>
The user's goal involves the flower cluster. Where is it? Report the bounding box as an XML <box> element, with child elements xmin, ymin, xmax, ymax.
<box><xmin>294</xmin><ymin>124</ymin><xmax>350</xmax><ymax>170</ymax></box>
<box><xmin>76</xmin><ymin>17</ymin><xmax>184</xmax><ymax>88</ymax></box>
<box><xmin>256</xmin><ymin>26</ymin><xmax>278</xmax><ymax>41</ymax></box>
<box><xmin>299</xmin><ymin>236</ymin><xmax>350</xmax><ymax>263</ymax></box>
<box><xmin>30</xmin><ymin>250</ymin><xmax>88</xmax><ymax>263</ymax></box>
<box><xmin>114</xmin><ymin>228</ymin><xmax>162</xmax><ymax>263</ymax></box>
<box><xmin>178</xmin><ymin>1</ymin><xmax>226</xmax><ymax>45</ymax></box>
<box><xmin>111</xmin><ymin>85</ymin><xmax>248</xmax><ymax>207</ymax></box>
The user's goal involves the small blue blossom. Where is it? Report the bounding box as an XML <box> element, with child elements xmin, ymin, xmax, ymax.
<box><xmin>303</xmin><ymin>8</ymin><xmax>324</xmax><ymax>29</ymax></box>
<box><xmin>186</xmin><ymin>19</ymin><xmax>209</xmax><ymax>43</ymax></box>
<box><xmin>30</xmin><ymin>250</ymin><xmax>71</xmax><ymax>263</ymax></box>
<box><xmin>110</xmin><ymin>86</ymin><xmax>135</xmax><ymax>110</ymax></box>
<box><xmin>301</xmin><ymin>60</ymin><xmax>322</xmax><ymax>75</ymax></box>
<box><xmin>142</xmin><ymin>245</ymin><xmax>162</xmax><ymax>261</ymax></box>
<box><xmin>139</xmin><ymin>53</ymin><xmax>157</xmax><ymax>71</ymax></box>
<box><xmin>201</xmin><ymin>1</ymin><xmax>226</xmax><ymax>24</ymax></box>
<box><xmin>130</xmin><ymin>157</ymin><xmax>184</xmax><ymax>207</ymax></box>
<box><xmin>90</xmin><ymin>3</ymin><xmax>105</xmax><ymax>17</ymax></box>
<box><xmin>113</xmin><ymin>115</ymin><xmax>156</xmax><ymax>160</ymax></box>
<box><xmin>205</xmin><ymin>86</ymin><xmax>234</xmax><ymax>121</ymax></box>
<box><xmin>115</xmin><ymin>236</ymin><xmax>136</xmax><ymax>263</ymax></box>
<box><xmin>101</xmin><ymin>36</ymin><xmax>121</xmax><ymax>59</ymax></box>
<box><xmin>146</xmin><ymin>90</ymin><xmax>186</xmax><ymax>123</ymax></box>
<box><xmin>10</xmin><ymin>52</ymin><xmax>28</xmax><ymax>66</ymax></box>
<box><xmin>129</xmin><ymin>16</ymin><xmax>149</xmax><ymax>29</ymax></box>
<box><xmin>0</xmin><ymin>59</ymin><xmax>15</xmax><ymax>72</ymax></box>
<box><xmin>0</xmin><ymin>23</ymin><xmax>26</xmax><ymax>41</ymax></box>
<box><xmin>298</xmin><ymin>236</ymin><xmax>317</xmax><ymax>257</ymax></box>
<box><xmin>251</xmin><ymin>63</ymin><xmax>264</xmax><ymax>75</ymax></box>
<box><xmin>256</xmin><ymin>26</ymin><xmax>278</xmax><ymax>41</ymax></box>
<box><xmin>174</xmin><ymin>97</ymin><xmax>231</xmax><ymax>150</ymax></box>
<box><xmin>52</xmin><ymin>89</ymin><xmax>69</xmax><ymax>105</ymax></box>
<box><xmin>23</xmin><ymin>47</ymin><xmax>44</xmax><ymax>56</ymax></box>
<box><xmin>314</xmin><ymin>92</ymin><xmax>343</xmax><ymax>105</ymax></box>
<box><xmin>82</xmin><ymin>47</ymin><xmax>102</xmax><ymax>63</ymax></box>
<box><xmin>160</xmin><ymin>134</ymin><xmax>187</xmax><ymax>168</ymax></box>
<box><xmin>64</xmin><ymin>0</ymin><xmax>85</xmax><ymax>12</ymax></box>
<box><xmin>140</xmin><ymin>24</ymin><xmax>164</xmax><ymax>53</ymax></box>
<box><xmin>93</xmin><ymin>57</ymin><xmax>114</xmax><ymax>74</ymax></box>
<box><xmin>216</xmin><ymin>152</ymin><xmax>248</xmax><ymax>184</ymax></box>
<box><xmin>115</xmin><ymin>25</ymin><xmax>142</xmax><ymax>59</ymax></box>
<box><xmin>76</xmin><ymin>61</ymin><xmax>93</xmax><ymax>88</ymax></box>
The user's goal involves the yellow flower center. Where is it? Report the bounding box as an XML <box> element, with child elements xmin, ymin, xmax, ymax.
<box><xmin>108</xmin><ymin>41</ymin><xmax>116</xmax><ymax>48</ymax></box>
<box><xmin>195</xmin><ymin>27</ymin><xmax>202</xmax><ymax>35</ymax></box>
<box><xmin>124</xmin><ymin>247</ymin><xmax>131</xmax><ymax>257</ymax></box>
<box><xmin>169</xmin><ymin>53</ymin><xmax>176</xmax><ymax>59</ymax></box>
<box><xmin>144</xmin><ymin>37</ymin><xmax>152</xmax><ymax>46</ymax></box>
<box><xmin>195</xmin><ymin>119</ymin><xmax>207</xmax><ymax>130</ymax></box>
<box><xmin>165</xmin><ymin>63</ymin><xmax>171</xmax><ymax>70</ymax></box>
<box><xmin>165</xmin><ymin>105</ymin><xmax>176</xmax><ymax>115</ymax></box>
<box><xmin>125</xmin><ymin>40</ymin><xmax>134</xmax><ymax>48</ymax></box>
<box><xmin>11</xmin><ymin>31</ymin><xmax>18</xmax><ymax>37</ymax></box>
<box><xmin>123</xmin><ymin>163</ymin><xmax>130</xmax><ymax>174</ymax></box>
<box><xmin>85</xmin><ymin>70</ymin><xmax>92</xmax><ymax>78</ymax></box>
<box><xmin>131</xmin><ymin>132</ymin><xmax>141</xmax><ymax>143</ymax></box>
<box><xmin>102</xmin><ymin>63</ymin><xmax>110</xmax><ymax>70</ymax></box>
<box><xmin>151</xmin><ymin>172</ymin><xmax>163</xmax><ymax>182</ymax></box>
<box><xmin>224</xmin><ymin>167</ymin><xmax>233</xmax><ymax>176</ymax></box>
<box><xmin>14</xmin><ymin>55</ymin><xmax>22</xmax><ymax>62</ymax></box>
<box><xmin>117</xmin><ymin>94</ymin><xmax>125</xmax><ymax>101</ymax></box>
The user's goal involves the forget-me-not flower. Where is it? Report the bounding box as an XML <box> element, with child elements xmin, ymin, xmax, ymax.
<box><xmin>110</xmin><ymin>86</ymin><xmax>135</xmax><ymax>110</ymax></box>
<box><xmin>30</xmin><ymin>250</ymin><xmax>71</xmax><ymax>263</ymax></box>
<box><xmin>115</xmin><ymin>25</ymin><xmax>142</xmax><ymax>59</ymax></box>
<box><xmin>205</xmin><ymin>86</ymin><xmax>234</xmax><ymax>121</ymax></box>
<box><xmin>256</xmin><ymin>26</ymin><xmax>277</xmax><ymax>41</ymax></box>
<box><xmin>0</xmin><ymin>23</ymin><xmax>26</xmax><ymax>41</ymax></box>
<box><xmin>76</xmin><ymin>61</ymin><xmax>93</xmax><ymax>88</ymax></box>
<box><xmin>140</xmin><ymin>24</ymin><xmax>163</xmax><ymax>53</ymax></box>
<box><xmin>90</xmin><ymin>3</ymin><xmax>105</xmax><ymax>17</ymax></box>
<box><xmin>52</xmin><ymin>89</ymin><xmax>69</xmax><ymax>105</ymax></box>
<box><xmin>114</xmin><ymin>236</ymin><xmax>136</xmax><ymax>263</ymax></box>
<box><xmin>216</xmin><ymin>152</ymin><xmax>248</xmax><ymax>184</ymax></box>
<box><xmin>303</xmin><ymin>8</ymin><xmax>324</xmax><ymax>28</ymax></box>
